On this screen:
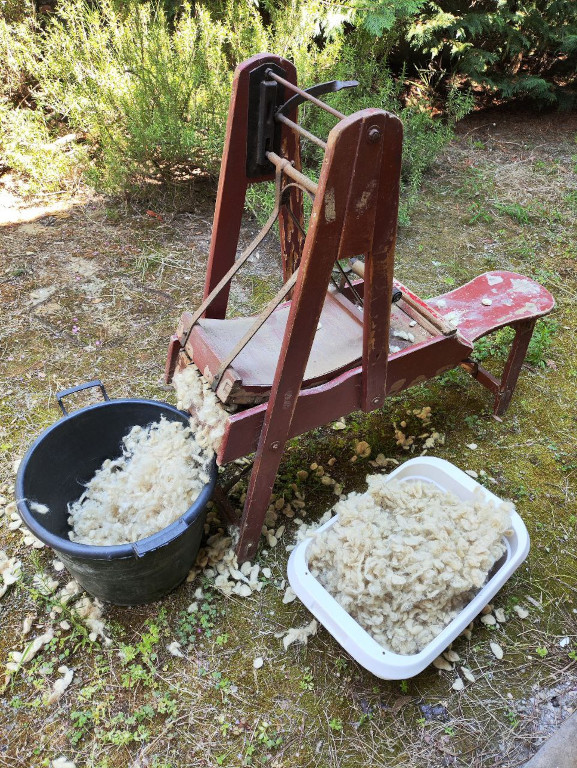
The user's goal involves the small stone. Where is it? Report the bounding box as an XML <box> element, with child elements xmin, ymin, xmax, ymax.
<box><xmin>253</xmin><ymin>656</ymin><xmax>264</xmax><ymax>669</ymax></box>
<box><xmin>513</xmin><ymin>605</ymin><xmax>529</xmax><ymax>619</ymax></box>
<box><xmin>490</xmin><ymin>642</ymin><xmax>504</xmax><ymax>660</ymax></box>
<box><xmin>433</xmin><ymin>656</ymin><xmax>453</xmax><ymax>671</ymax></box>
<box><xmin>466</xmin><ymin>443</ymin><xmax>478</xmax><ymax>450</ymax></box>
<box><xmin>481</xmin><ymin>298</ymin><xmax>492</xmax><ymax>306</ymax></box>
<box><xmin>452</xmin><ymin>677</ymin><xmax>465</xmax><ymax>692</ymax></box>
<box><xmin>481</xmin><ymin>614</ymin><xmax>497</xmax><ymax>626</ymax></box>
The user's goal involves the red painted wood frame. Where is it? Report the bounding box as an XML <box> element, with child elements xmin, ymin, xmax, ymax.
<box><xmin>203</xmin><ymin>53</ymin><xmax>304</xmax><ymax>321</ymax></box>
<box><xmin>236</xmin><ymin>108</ymin><xmax>402</xmax><ymax>559</ymax></box>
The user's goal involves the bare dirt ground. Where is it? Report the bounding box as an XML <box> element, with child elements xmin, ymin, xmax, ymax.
<box><xmin>1</xmin><ymin>104</ymin><xmax>576</xmax><ymax>768</ymax></box>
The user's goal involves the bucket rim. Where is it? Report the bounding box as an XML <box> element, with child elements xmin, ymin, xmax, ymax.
<box><xmin>15</xmin><ymin>398</ymin><xmax>217</xmax><ymax>560</ymax></box>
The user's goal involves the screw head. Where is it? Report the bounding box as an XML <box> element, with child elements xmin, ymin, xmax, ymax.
<box><xmin>368</xmin><ymin>126</ymin><xmax>381</xmax><ymax>144</ymax></box>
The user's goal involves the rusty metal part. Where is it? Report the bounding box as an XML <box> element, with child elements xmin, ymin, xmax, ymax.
<box><xmin>276</xmin><ymin>113</ymin><xmax>327</xmax><ymax>149</ymax></box>
<box><xmin>266</xmin><ymin>151</ymin><xmax>318</xmax><ymax>196</ymax></box>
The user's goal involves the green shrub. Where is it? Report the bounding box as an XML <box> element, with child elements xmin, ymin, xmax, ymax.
<box><xmin>0</xmin><ymin>15</ymin><xmax>38</xmax><ymax>101</ymax></box>
<box><xmin>31</xmin><ymin>0</ymin><xmax>234</xmax><ymax>193</ymax></box>
<box><xmin>1</xmin><ymin>0</ymin><xmax>472</xmax><ymax>206</ymax></box>
<box><xmin>0</xmin><ymin>99</ymin><xmax>87</xmax><ymax>194</ymax></box>
<box><xmin>0</xmin><ymin>0</ymin><xmax>34</xmax><ymax>23</ymax></box>
<box><xmin>28</xmin><ymin>0</ymin><xmax>350</xmax><ymax>196</ymax></box>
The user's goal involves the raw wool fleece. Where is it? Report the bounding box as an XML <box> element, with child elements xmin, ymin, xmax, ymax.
<box><xmin>173</xmin><ymin>364</ymin><xmax>228</xmax><ymax>455</ymax></box>
<box><xmin>307</xmin><ymin>477</ymin><xmax>514</xmax><ymax>656</ymax></box>
<box><xmin>68</xmin><ymin>417</ymin><xmax>211</xmax><ymax>546</ymax></box>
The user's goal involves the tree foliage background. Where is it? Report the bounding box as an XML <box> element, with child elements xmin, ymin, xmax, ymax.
<box><xmin>0</xmin><ymin>0</ymin><xmax>575</xmax><ymax>202</ymax></box>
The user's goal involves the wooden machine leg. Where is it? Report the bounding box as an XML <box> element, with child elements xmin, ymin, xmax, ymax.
<box><xmin>493</xmin><ymin>318</ymin><xmax>536</xmax><ymax>416</ymax></box>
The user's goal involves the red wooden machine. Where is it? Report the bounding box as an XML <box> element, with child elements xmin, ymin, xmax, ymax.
<box><xmin>165</xmin><ymin>53</ymin><xmax>554</xmax><ymax>562</ymax></box>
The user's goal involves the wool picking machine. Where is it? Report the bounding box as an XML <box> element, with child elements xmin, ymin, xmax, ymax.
<box><xmin>165</xmin><ymin>53</ymin><xmax>554</xmax><ymax>563</ymax></box>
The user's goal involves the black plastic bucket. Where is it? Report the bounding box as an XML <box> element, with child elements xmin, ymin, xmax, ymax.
<box><xmin>15</xmin><ymin>381</ymin><xmax>216</xmax><ymax>605</ymax></box>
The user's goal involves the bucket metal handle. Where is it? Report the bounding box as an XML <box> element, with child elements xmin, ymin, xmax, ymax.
<box><xmin>56</xmin><ymin>380</ymin><xmax>110</xmax><ymax>415</ymax></box>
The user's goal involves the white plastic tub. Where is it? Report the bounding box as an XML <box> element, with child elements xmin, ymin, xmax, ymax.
<box><xmin>287</xmin><ymin>457</ymin><xmax>529</xmax><ymax>679</ymax></box>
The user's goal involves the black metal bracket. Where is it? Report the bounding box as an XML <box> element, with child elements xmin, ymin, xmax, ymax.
<box><xmin>246</xmin><ymin>62</ymin><xmax>286</xmax><ymax>178</ymax></box>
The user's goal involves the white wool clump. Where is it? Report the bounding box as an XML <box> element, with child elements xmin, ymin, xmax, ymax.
<box><xmin>0</xmin><ymin>550</ymin><xmax>22</xmax><ymax>598</ymax></box>
<box><xmin>68</xmin><ymin>417</ymin><xmax>211</xmax><ymax>546</ymax></box>
<box><xmin>173</xmin><ymin>365</ymin><xmax>228</xmax><ymax>454</ymax></box>
<box><xmin>6</xmin><ymin>629</ymin><xmax>54</xmax><ymax>672</ymax></box>
<box><xmin>282</xmin><ymin>619</ymin><xmax>318</xmax><ymax>649</ymax></box>
<box><xmin>32</xmin><ymin>572</ymin><xmax>59</xmax><ymax>596</ymax></box>
<box><xmin>307</xmin><ymin>478</ymin><xmax>513</xmax><ymax>656</ymax></box>
<box><xmin>46</xmin><ymin>665</ymin><xmax>74</xmax><ymax>705</ymax></box>
<box><xmin>29</xmin><ymin>501</ymin><xmax>49</xmax><ymax>514</ymax></box>
<box><xmin>73</xmin><ymin>596</ymin><xmax>112</xmax><ymax>645</ymax></box>
<box><xmin>52</xmin><ymin>758</ymin><xmax>76</xmax><ymax>768</ymax></box>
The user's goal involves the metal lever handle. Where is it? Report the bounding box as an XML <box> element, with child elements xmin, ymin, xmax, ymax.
<box><xmin>56</xmin><ymin>380</ymin><xmax>109</xmax><ymax>415</ymax></box>
<box><xmin>276</xmin><ymin>78</ymin><xmax>359</xmax><ymax>118</ymax></box>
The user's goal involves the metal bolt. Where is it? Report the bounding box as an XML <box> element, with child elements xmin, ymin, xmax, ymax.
<box><xmin>368</xmin><ymin>127</ymin><xmax>381</xmax><ymax>144</ymax></box>
<box><xmin>372</xmin><ymin>396</ymin><xmax>381</xmax><ymax>405</ymax></box>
